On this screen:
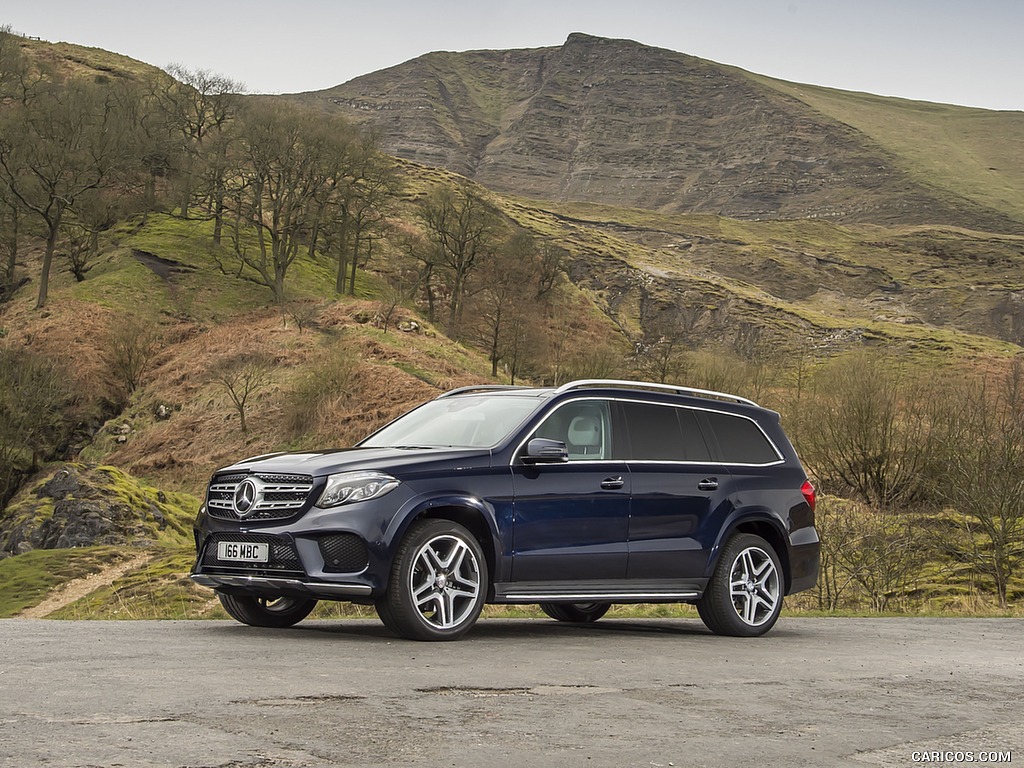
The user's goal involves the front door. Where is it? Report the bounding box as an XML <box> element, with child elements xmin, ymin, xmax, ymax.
<box><xmin>511</xmin><ymin>399</ymin><xmax>630</xmax><ymax>582</ymax></box>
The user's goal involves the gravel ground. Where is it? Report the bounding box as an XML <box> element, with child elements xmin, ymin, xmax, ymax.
<box><xmin>0</xmin><ymin>617</ymin><xmax>1021</xmax><ymax>767</ymax></box>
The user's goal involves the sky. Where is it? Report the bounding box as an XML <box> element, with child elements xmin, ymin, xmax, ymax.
<box><xmin>4</xmin><ymin>0</ymin><xmax>1023</xmax><ymax>111</ymax></box>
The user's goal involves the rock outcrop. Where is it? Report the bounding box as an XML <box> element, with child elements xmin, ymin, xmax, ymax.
<box><xmin>0</xmin><ymin>463</ymin><xmax>194</xmax><ymax>556</ymax></box>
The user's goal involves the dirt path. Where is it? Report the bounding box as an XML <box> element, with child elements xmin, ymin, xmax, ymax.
<box><xmin>17</xmin><ymin>553</ymin><xmax>153</xmax><ymax>618</ymax></box>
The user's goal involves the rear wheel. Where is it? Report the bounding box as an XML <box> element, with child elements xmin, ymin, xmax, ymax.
<box><xmin>697</xmin><ymin>533</ymin><xmax>783</xmax><ymax>637</ymax></box>
<box><xmin>539</xmin><ymin>602</ymin><xmax>611</xmax><ymax>623</ymax></box>
<box><xmin>218</xmin><ymin>593</ymin><xmax>318</xmax><ymax>628</ymax></box>
<box><xmin>375</xmin><ymin>519</ymin><xmax>487</xmax><ymax>641</ymax></box>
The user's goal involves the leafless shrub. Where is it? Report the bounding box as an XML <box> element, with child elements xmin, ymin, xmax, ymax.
<box><xmin>210</xmin><ymin>352</ymin><xmax>275</xmax><ymax>435</ymax></box>
<box><xmin>104</xmin><ymin>314</ymin><xmax>162</xmax><ymax>400</ymax></box>
<box><xmin>283</xmin><ymin>346</ymin><xmax>358</xmax><ymax>438</ymax></box>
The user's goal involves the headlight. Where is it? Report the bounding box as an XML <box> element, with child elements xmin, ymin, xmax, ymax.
<box><xmin>317</xmin><ymin>471</ymin><xmax>400</xmax><ymax>508</ymax></box>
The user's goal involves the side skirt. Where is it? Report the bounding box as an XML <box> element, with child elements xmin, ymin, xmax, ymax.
<box><xmin>492</xmin><ymin>579</ymin><xmax>707</xmax><ymax>604</ymax></box>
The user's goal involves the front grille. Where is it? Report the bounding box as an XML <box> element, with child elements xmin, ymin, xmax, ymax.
<box><xmin>318</xmin><ymin>534</ymin><xmax>369</xmax><ymax>573</ymax></box>
<box><xmin>201</xmin><ymin>532</ymin><xmax>303</xmax><ymax>573</ymax></box>
<box><xmin>206</xmin><ymin>472</ymin><xmax>314</xmax><ymax>521</ymax></box>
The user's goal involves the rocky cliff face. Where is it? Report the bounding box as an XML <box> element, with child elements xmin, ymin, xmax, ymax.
<box><xmin>0</xmin><ymin>464</ymin><xmax>194</xmax><ymax>556</ymax></box>
<box><xmin>303</xmin><ymin>34</ymin><xmax>1016</xmax><ymax>231</ymax></box>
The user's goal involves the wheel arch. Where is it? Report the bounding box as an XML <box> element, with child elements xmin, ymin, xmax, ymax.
<box><xmin>708</xmin><ymin>510</ymin><xmax>792</xmax><ymax>593</ymax></box>
<box><xmin>387</xmin><ymin>496</ymin><xmax>500</xmax><ymax>595</ymax></box>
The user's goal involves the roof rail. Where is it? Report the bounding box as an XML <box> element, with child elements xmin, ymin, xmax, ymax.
<box><xmin>552</xmin><ymin>379</ymin><xmax>758</xmax><ymax>407</ymax></box>
<box><xmin>438</xmin><ymin>385</ymin><xmax>534</xmax><ymax>398</ymax></box>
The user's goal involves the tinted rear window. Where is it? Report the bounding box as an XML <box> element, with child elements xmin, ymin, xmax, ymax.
<box><xmin>703</xmin><ymin>411</ymin><xmax>780</xmax><ymax>464</ymax></box>
<box><xmin>620</xmin><ymin>402</ymin><xmax>712</xmax><ymax>462</ymax></box>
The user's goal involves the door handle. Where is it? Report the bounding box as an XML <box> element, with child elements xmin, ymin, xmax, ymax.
<box><xmin>601</xmin><ymin>476</ymin><xmax>625</xmax><ymax>490</ymax></box>
<box><xmin>697</xmin><ymin>478</ymin><xmax>719</xmax><ymax>491</ymax></box>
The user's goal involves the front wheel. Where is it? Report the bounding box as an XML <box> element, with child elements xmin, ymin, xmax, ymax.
<box><xmin>539</xmin><ymin>602</ymin><xmax>611</xmax><ymax>623</ymax></box>
<box><xmin>218</xmin><ymin>593</ymin><xmax>318</xmax><ymax>628</ymax></box>
<box><xmin>375</xmin><ymin>519</ymin><xmax>488</xmax><ymax>641</ymax></box>
<box><xmin>697</xmin><ymin>533</ymin><xmax>783</xmax><ymax>637</ymax></box>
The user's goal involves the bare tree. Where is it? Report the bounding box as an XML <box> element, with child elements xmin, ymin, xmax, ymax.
<box><xmin>158</xmin><ymin>64</ymin><xmax>243</xmax><ymax>220</ymax></box>
<box><xmin>62</xmin><ymin>189</ymin><xmax>126</xmax><ymax>282</ymax></box>
<box><xmin>396</xmin><ymin>222</ymin><xmax>439</xmax><ymax>324</ymax></box>
<box><xmin>121</xmin><ymin>76</ymin><xmax>181</xmax><ymax>220</ymax></box>
<box><xmin>830</xmin><ymin>504</ymin><xmax>928</xmax><ymax>612</ymax></box>
<box><xmin>0</xmin><ymin>26</ymin><xmax>40</xmax><ymax>103</ymax></box>
<box><xmin>940</xmin><ymin>359</ymin><xmax>1024</xmax><ymax>607</ymax></box>
<box><xmin>0</xmin><ymin>346</ymin><xmax>73</xmax><ymax>505</ymax></box>
<box><xmin>0</xmin><ymin>188</ymin><xmax>21</xmax><ymax>300</ymax></box>
<box><xmin>225</xmin><ymin>102</ymin><xmax>345</xmax><ymax>302</ymax></box>
<box><xmin>341</xmin><ymin>145</ymin><xmax>395</xmax><ymax>296</ymax></box>
<box><xmin>802</xmin><ymin>350</ymin><xmax>946</xmax><ymax>509</ymax></box>
<box><xmin>807</xmin><ymin>497</ymin><xmax>859</xmax><ymax>611</ymax></box>
<box><xmin>470</xmin><ymin>229</ymin><xmax>540</xmax><ymax>377</ymax></box>
<box><xmin>211</xmin><ymin>353</ymin><xmax>275</xmax><ymax>435</ymax></box>
<box><xmin>417</xmin><ymin>185</ymin><xmax>503</xmax><ymax>337</ymax></box>
<box><xmin>103</xmin><ymin>313</ymin><xmax>162</xmax><ymax>399</ymax></box>
<box><xmin>317</xmin><ymin>132</ymin><xmax>395</xmax><ymax>296</ymax></box>
<box><xmin>0</xmin><ymin>79</ymin><xmax>135</xmax><ymax>308</ymax></box>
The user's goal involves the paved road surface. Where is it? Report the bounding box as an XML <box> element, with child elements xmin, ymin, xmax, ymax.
<box><xmin>0</xmin><ymin>617</ymin><xmax>1021</xmax><ymax>767</ymax></box>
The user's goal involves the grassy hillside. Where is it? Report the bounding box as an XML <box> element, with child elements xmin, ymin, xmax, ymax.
<box><xmin>18</xmin><ymin>36</ymin><xmax>169</xmax><ymax>83</ymax></box>
<box><xmin>496</xmin><ymin>197</ymin><xmax>1024</xmax><ymax>357</ymax></box>
<box><xmin>752</xmin><ymin>74</ymin><xmax>1024</xmax><ymax>229</ymax></box>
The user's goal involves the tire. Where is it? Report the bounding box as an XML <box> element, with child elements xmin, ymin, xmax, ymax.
<box><xmin>539</xmin><ymin>602</ymin><xmax>611</xmax><ymax>623</ymax></box>
<box><xmin>375</xmin><ymin>518</ymin><xmax>488</xmax><ymax>641</ymax></box>
<box><xmin>697</xmin><ymin>533</ymin><xmax>784</xmax><ymax>637</ymax></box>
<box><xmin>218</xmin><ymin>592</ymin><xmax>318</xmax><ymax>628</ymax></box>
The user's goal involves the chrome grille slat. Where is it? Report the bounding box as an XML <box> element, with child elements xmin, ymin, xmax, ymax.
<box><xmin>206</xmin><ymin>472</ymin><xmax>315</xmax><ymax>521</ymax></box>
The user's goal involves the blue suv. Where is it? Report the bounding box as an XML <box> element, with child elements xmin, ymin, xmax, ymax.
<box><xmin>191</xmin><ymin>380</ymin><xmax>819</xmax><ymax>640</ymax></box>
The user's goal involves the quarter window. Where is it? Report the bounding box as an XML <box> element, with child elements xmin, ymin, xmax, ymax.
<box><xmin>703</xmin><ymin>411</ymin><xmax>780</xmax><ymax>464</ymax></box>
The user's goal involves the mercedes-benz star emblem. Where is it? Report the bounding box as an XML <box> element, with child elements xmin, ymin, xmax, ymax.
<box><xmin>233</xmin><ymin>478</ymin><xmax>259</xmax><ymax>518</ymax></box>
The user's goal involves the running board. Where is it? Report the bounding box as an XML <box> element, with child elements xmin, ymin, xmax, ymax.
<box><xmin>493</xmin><ymin>580</ymin><xmax>705</xmax><ymax>604</ymax></box>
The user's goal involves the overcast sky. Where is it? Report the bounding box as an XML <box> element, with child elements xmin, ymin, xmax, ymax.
<box><xmin>4</xmin><ymin>0</ymin><xmax>1022</xmax><ymax>111</ymax></box>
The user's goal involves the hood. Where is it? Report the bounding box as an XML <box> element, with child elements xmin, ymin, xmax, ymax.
<box><xmin>215</xmin><ymin>446</ymin><xmax>492</xmax><ymax>479</ymax></box>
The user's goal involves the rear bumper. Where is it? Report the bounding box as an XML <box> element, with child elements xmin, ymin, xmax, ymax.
<box><xmin>787</xmin><ymin>529</ymin><xmax>821</xmax><ymax>595</ymax></box>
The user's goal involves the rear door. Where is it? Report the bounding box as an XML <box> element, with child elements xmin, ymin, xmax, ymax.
<box><xmin>619</xmin><ymin>401</ymin><xmax>730</xmax><ymax>579</ymax></box>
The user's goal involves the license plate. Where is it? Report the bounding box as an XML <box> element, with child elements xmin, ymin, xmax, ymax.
<box><xmin>217</xmin><ymin>541</ymin><xmax>269</xmax><ymax>563</ymax></box>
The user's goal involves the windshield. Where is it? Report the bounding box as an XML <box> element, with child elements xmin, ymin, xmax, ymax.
<box><xmin>359</xmin><ymin>395</ymin><xmax>542</xmax><ymax>449</ymax></box>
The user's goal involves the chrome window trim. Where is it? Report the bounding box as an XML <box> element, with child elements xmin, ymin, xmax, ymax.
<box><xmin>510</xmin><ymin>395</ymin><xmax>785</xmax><ymax>467</ymax></box>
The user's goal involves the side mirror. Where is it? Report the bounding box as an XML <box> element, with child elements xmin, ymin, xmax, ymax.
<box><xmin>522</xmin><ymin>437</ymin><xmax>569</xmax><ymax>465</ymax></box>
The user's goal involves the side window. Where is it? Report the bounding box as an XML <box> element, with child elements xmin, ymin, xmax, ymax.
<box><xmin>620</xmin><ymin>402</ymin><xmax>712</xmax><ymax>462</ymax></box>
<box><xmin>702</xmin><ymin>411</ymin><xmax>780</xmax><ymax>464</ymax></box>
<box><xmin>532</xmin><ymin>400</ymin><xmax>612</xmax><ymax>460</ymax></box>
<box><xmin>677</xmin><ymin>408</ymin><xmax>713</xmax><ymax>462</ymax></box>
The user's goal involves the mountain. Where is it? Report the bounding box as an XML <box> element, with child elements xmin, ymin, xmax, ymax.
<box><xmin>296</xmin><ymin>33</ymin><xmax>1024</xmax><ymax>234</ymax></box>
<box><xmin>2</xmin><ymin>33</ymin><xmax>1024</xmax><ymax>618</ymax></box>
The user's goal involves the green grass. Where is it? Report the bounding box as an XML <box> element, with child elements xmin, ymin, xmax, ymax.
<box><xmin>65</xmin><ymin>214</ymin><xmax>358</xmax><ymax>322</ymax></box>
<box><xmin>750</xmin><ymin>74</ymin><xmax>1024</xmax><ymax>228</ymax></box>
<box><xmin>0</xmin><ymin>546</ymin><xmax>128</xmax><ymax>617</ymax></box>
<box><xmin>50</xmin><ymin>547</ymin><xmax>211</xmax><ymax>620</ymax></box>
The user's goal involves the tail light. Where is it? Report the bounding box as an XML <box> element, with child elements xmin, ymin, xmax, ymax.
<box><xmin>800</xmin><ymin>480</ymin><xmax>816</xmax><ymax>512</ymax></box>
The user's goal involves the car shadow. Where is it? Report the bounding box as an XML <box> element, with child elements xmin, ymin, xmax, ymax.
<box><xmin>197</xmin><ymin>616</ymin><xmax>808</xmax><ymax>643</ymax></box>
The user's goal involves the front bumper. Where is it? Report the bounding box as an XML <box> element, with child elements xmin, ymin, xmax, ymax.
<box><xmin>190</xmin><ymin>573</ymin><xmax>372</xmax><ymax>599</ymax></box>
